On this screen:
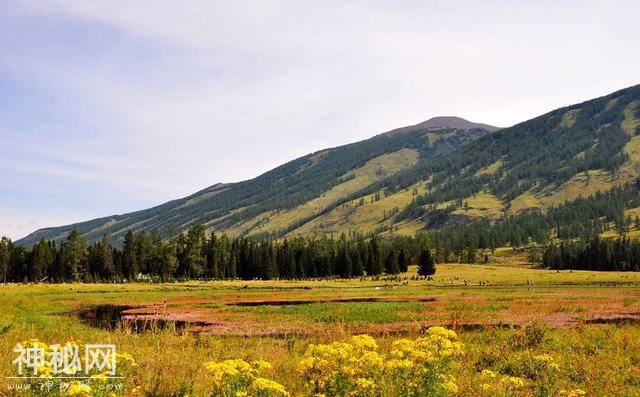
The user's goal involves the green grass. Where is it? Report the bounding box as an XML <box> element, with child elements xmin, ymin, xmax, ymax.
<box><xmin>0</xmin><ymin>264</ymin><xmax>639</xmax><ymax>395</ymax></box>
<box><xmin>445</xmin><ymin>303</ymin><xmax>509</xmax><ymax>312</ymax></box>
<box><xmin>227</xmin><ymin>301</ymin><xmax>430</xmax><ymax>323</ymax></box>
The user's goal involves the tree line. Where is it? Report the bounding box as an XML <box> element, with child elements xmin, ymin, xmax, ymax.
<box><xmin>0</xmin><ymin>230</ymin><xmax>436</xmax><ymax>283</ymax></box>
<box><xmin>4</xmin><ymin>176</ymin><xmax>640</xmax><ymax>282</ymax></box>
<box><xmin>414</xmin><ymin>180</ymin><xmax>640</xmax><ymax>265</ymax></box>
<box><xmin>542</xmin><ymin>236</ymin><xmax>640</xmax><ymax>271</ymax></box>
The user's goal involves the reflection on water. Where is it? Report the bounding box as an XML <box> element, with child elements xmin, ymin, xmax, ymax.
<box><xmin>77</xmin><ymin>304</ymin><xmax>208</xmax><ymax>333</ymax></box>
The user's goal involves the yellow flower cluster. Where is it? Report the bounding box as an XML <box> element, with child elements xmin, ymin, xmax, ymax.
<box><xmin>533</xmin><ymin>353</ymin><xmax>560</xmax><ymax>371</ymax></box>
<box><xmin>480</xmin><ymin>369</ymin><xmax>527</xmax><ymax>395</ymax></box>
<box><xmin>66</xmin><ymin>382</ymin><xmax>93</xmax><ymax>396</ymax></box>
<box><xmin>298</xmin><ymin>327</ymin><xmax>463</xmax><ymax>396</ymax></box>
<box><xmin>385</xmin><ymin>326</ymin><xmax>463</xmax><ymax>396</ymax></box>
<box><xmin>297</xmin><ymin>334</ymin><xmax>383</xmax><ymax>397</ymax></box>
<box><xmin>203</xmin><ymin>358</ymin><xmax>289</xmax><ymax>397</ymax></box>
<box><xmin>560</xmin><ymin>389</ymin><xmax>587</xmax><ymax>397</ymax></box>
<box><xmin>389</xmin><ymin>326</ymin><xmax>464</xmax><ymax>363</ymax></box>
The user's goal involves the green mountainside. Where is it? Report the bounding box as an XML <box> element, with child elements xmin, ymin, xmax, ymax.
<box><xmin>17</xmin><ymin>117</ymin><xmax>495</xmax><ymax>246</ymax></box>
<box><xmin>17</xmin><ymin>85</ymin><xmax>640</xmax><ymax>246</ymax></box>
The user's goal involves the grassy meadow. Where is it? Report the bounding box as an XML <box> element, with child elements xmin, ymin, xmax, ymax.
<box><xmin>1</xmin><ymin>263</ymin><xmax>639</xmax><ymax>396</ymax></box>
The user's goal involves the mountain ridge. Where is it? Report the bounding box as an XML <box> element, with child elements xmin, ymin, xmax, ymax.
<box><xmin>384</xmin><ymin>116</ymin><xmax>501</xmax><ymax>136</ymax></box>
<box><xmin>17</xmin><ymin>116</ymin><xmax>497</xmax><ymax>246</ymax></box>
<box><xmin>16</xmin><ymin>85</ymin><xmax>640</xmax><ymax>246</ymax></box>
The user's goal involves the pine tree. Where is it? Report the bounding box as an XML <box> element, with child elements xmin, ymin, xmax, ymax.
<box><xmin>30</xmin><ymin>239</ymin><xmax>53</xmax><ymax>282</ymax></box>
<box><xmin>385</xmin><ymin>249</ymin><xmax>400</xmax><ymax>275</ymax></box>
<box><xmin>60</xmin><ymin>230</ymin><xmax>87</xmax><ymax>281</ymax></box>
<box><xmin>0</xmin><ymin>237</ymin><xmax>11</xmax><ymax>284</ymax></box>
<box><xmin>123</xmin><ymin>230</ymin><xmax>138</xmax><ymax>279</ymax></box>
<box><xmin>398</xmin><ymin>249</ymin><xmax>409</xmax><ymax>273</ymax></box>
<box><xmin>337</xmin><ymin>245</ymin><xmax>352</xmax><ymax>278</ymax></box>
<box><xmin>418</xmin><ymin>248</ymin><xmax>436</xmax><ymax>276</ymax></box>
<box><xmin>370</xmin><ymin>237</ymin><xmax>384</xmax><ymax>275</ymax></box>
<box><xmin>351</xmin><ymin>248</ymin><xmax>364</xmax><ymax>276</ymax></box>
<box><xmin>185</xmin><ymin>226</ymin><xmax>206</xmax><ymax>278</ymax></box>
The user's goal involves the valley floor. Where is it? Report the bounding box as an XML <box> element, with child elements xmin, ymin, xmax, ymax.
<box><xmin>1</xmin><ymin>264</ymin><xmax>639</xmax><ymax>396</ymax></box>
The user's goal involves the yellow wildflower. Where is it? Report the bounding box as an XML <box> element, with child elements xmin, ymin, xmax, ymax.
<box><xmin>251</xmin><ymin>377</ymin><xmax>289</xmax><ymax>396</ymax></box>
<box><xmin>65</xmin><ymin>382</ymin><xmax>93</xmax><ymax>396</ymax></box>
<box><xmin>351</xmin><ymin>335</ymin><xmax>378</xmax><ymax>351</ymax></box>
<box><xmin>481</xmin><ymin>369</ymin><xmax>498</xmax><ymax>378</ymax></box>
<box><xmin>560</xmin><ymin>389</ymin><xmax>587</xmax><ymax>397</ymax></box>
<box><xmin>501</xmin><ymin>376</ymin><xmax>526</xmax><ymax>388</ymax></box>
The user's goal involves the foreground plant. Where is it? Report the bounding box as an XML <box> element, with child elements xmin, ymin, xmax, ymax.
<box><xmin>297</xmin><ymin>327</ymin><xmax>463</xmax><ymax>397</ymax></box>
<box><xmin>297</xmin><ymin>334</ymin><xmax>384</xmax><ymax>396</ymax></box>
<box><xmin>479</xmin><ymin>369</ymin><xmax>527</xmax><ymax>396</ymax></box>
<box><xmin>203</xmin><ymin>358</ymin><xmax>289</xmax><ymax>397</ymax></box>
<box><xmin>385</xmin><ymin>327</ymin><xmax>463</xmax><ymax>396</ymax></box>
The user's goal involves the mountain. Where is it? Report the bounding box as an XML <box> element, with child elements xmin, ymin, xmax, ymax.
<box><xmin>17</xmin><ymin>85</ymin><xmax>640</xmax><ymax>246</ymax></box>
<box><xmin>17</xmin><ymin>117</ymin><xmax>497</xmax><ymax>246</ymax></box>
<box><xmin>384</xmin><ymin>116</ymin><xmax>500</xmax><ymax>136</ymax></box>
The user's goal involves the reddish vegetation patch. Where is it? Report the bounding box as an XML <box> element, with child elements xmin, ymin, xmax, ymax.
<box><xmin>84</xmin><ymin>288</ymin><xmax>640</xmax><ymax>337</ymax></box>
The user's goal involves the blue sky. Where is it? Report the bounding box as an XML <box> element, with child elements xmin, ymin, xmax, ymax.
<box><xmin>1</xmin><ymin>0</ymin><xmax>639</xmax><ymax>239</ymax></box>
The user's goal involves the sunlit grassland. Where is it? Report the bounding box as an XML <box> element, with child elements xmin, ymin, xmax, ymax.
<box><xmin>293</xmin><ymin>179</ymin><xmax>428</xmax><ymax>237</ymax></box>
<box><xmin>1</xmin><ymin>264</ymin><xmax>639</xmax><ymax>395</ymax></box>
<box><xmin>474</xmin><ymin>159</ymin><xmax>503</xmax><ymax>177</ymax></box>
<box><xmin>225</xmin><ymin>148</ymin><xmax>419</xmax><ymax>237</ymax></box>
<box><xmin>452</xmin><ymin>191</ymin><xmax>504</xmax><ymax>219</ymax></box>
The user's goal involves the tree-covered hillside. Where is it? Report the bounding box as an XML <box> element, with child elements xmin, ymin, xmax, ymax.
<box><xmin>16</xmin><ymin>85</ymin><xmax>640</xmax><ymax>246</ymax></box>
<box><xmin>294</xmin><ymin>84</ymin><xmax>640</xmax><ymax>237</ymax></box>
<box><xmin>17</xmin><ymin>118</ymin><xmax>494</xmax><ymax>246</ymax></box>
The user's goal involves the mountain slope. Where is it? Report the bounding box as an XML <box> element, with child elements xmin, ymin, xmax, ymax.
<box><xmin>394</xmin><ymin>84</ymin><xmax>640</xmax><ymax>227</ymax></box>
<box><xmin>17</xmin><ymin>84</ymin><xmax>640</xmax><ymax>246</ymax></box>
<box><xmin>278</xmin><ymin>85</ymin><xmax>640</xmax><ymax>238</ymax></box>
<box><xmin>17</xmin><ymin>117</ymin><xmax>496</xmax><ymax>246</ymax></box>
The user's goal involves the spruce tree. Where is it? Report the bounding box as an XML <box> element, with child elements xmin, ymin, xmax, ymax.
<box><xmin>385</xmin><ymin>250</ymin><xmax>400</xmax><ymax>275</ymax></box>
<box><xmin>123</xmin><ymin>230</ymin><xmax>138</xmax><ymax>279</ymax></box>
<box><xmin>0</xmin><ymin>237</ymin><xmax>11</xmax><ymax>284</ymax></box>
<box><xmin>418</xmin><ymin>248</ymin><xmax>436</xmax><ymax>276</ymax></box>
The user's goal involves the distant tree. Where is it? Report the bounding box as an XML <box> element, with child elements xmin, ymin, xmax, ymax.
<box><xmin>370</xmin><ymin>237</ymin><xmax>384</xmax><ymax>275</ymax></box>
<box><xmin>279</xmin><ymin>239</ymin><xmax>296</xmax><ymax>279</ymax></box>
<box><xmin>418</xmin><ymin>248</ymin><xmax>436</xmax><ymax>276</ymax></box>
<box><xmin>30</xmin><ymin>239</ymin><xmax>54</xmax><ymax>281</ymax></box>
<box><xmin>385</xmin><ymin>249</ymin><xmax>400</xmax><ymax>275</ymax></box>
<box><xmin>398</xmin><ymin>249</ymin><xmax>409</xmax><ymax>273</ymax></box>
<box><xmin>97</xmin><ymin>235</ymin><xmax>115</xmax><ymax>279</ymax></box>
<box><xmin>0</xmin><ymin>237</ymin><xmax>11</xmax><ymax>284</ymax></box>
<box><xmin>158</xmin><ymin>240</ymin><xmax>178</xmax><ymax>280</ymax></box>
<box><xmin>351</xmin><ymin>248</ymin><xmax>364</xmax><ymax>277</ymax></box>
<box><xmin>184</xmin><ymin>226</ymin><xmax>206</xmax><ymax>278</ymax></box>
<box><xmin>60</xmin><ymin>230</ymin><xmax>87</xmax><ymax>281</ymax></box>
<box><xmin>336</xmin><ymin>244</ymin><xmax>352</xmax><ymax>278</ymax></box>
<box><xmin>122</xmin><ymin>230</ymin><xmax>138</xmax><ymax>278</ymax></box>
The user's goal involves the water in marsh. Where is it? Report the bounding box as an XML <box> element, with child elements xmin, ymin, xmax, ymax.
<box><xmin>77</xmin><ymin>304</ymin><xmax>208</xmax><ymax>333</ymax></box>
